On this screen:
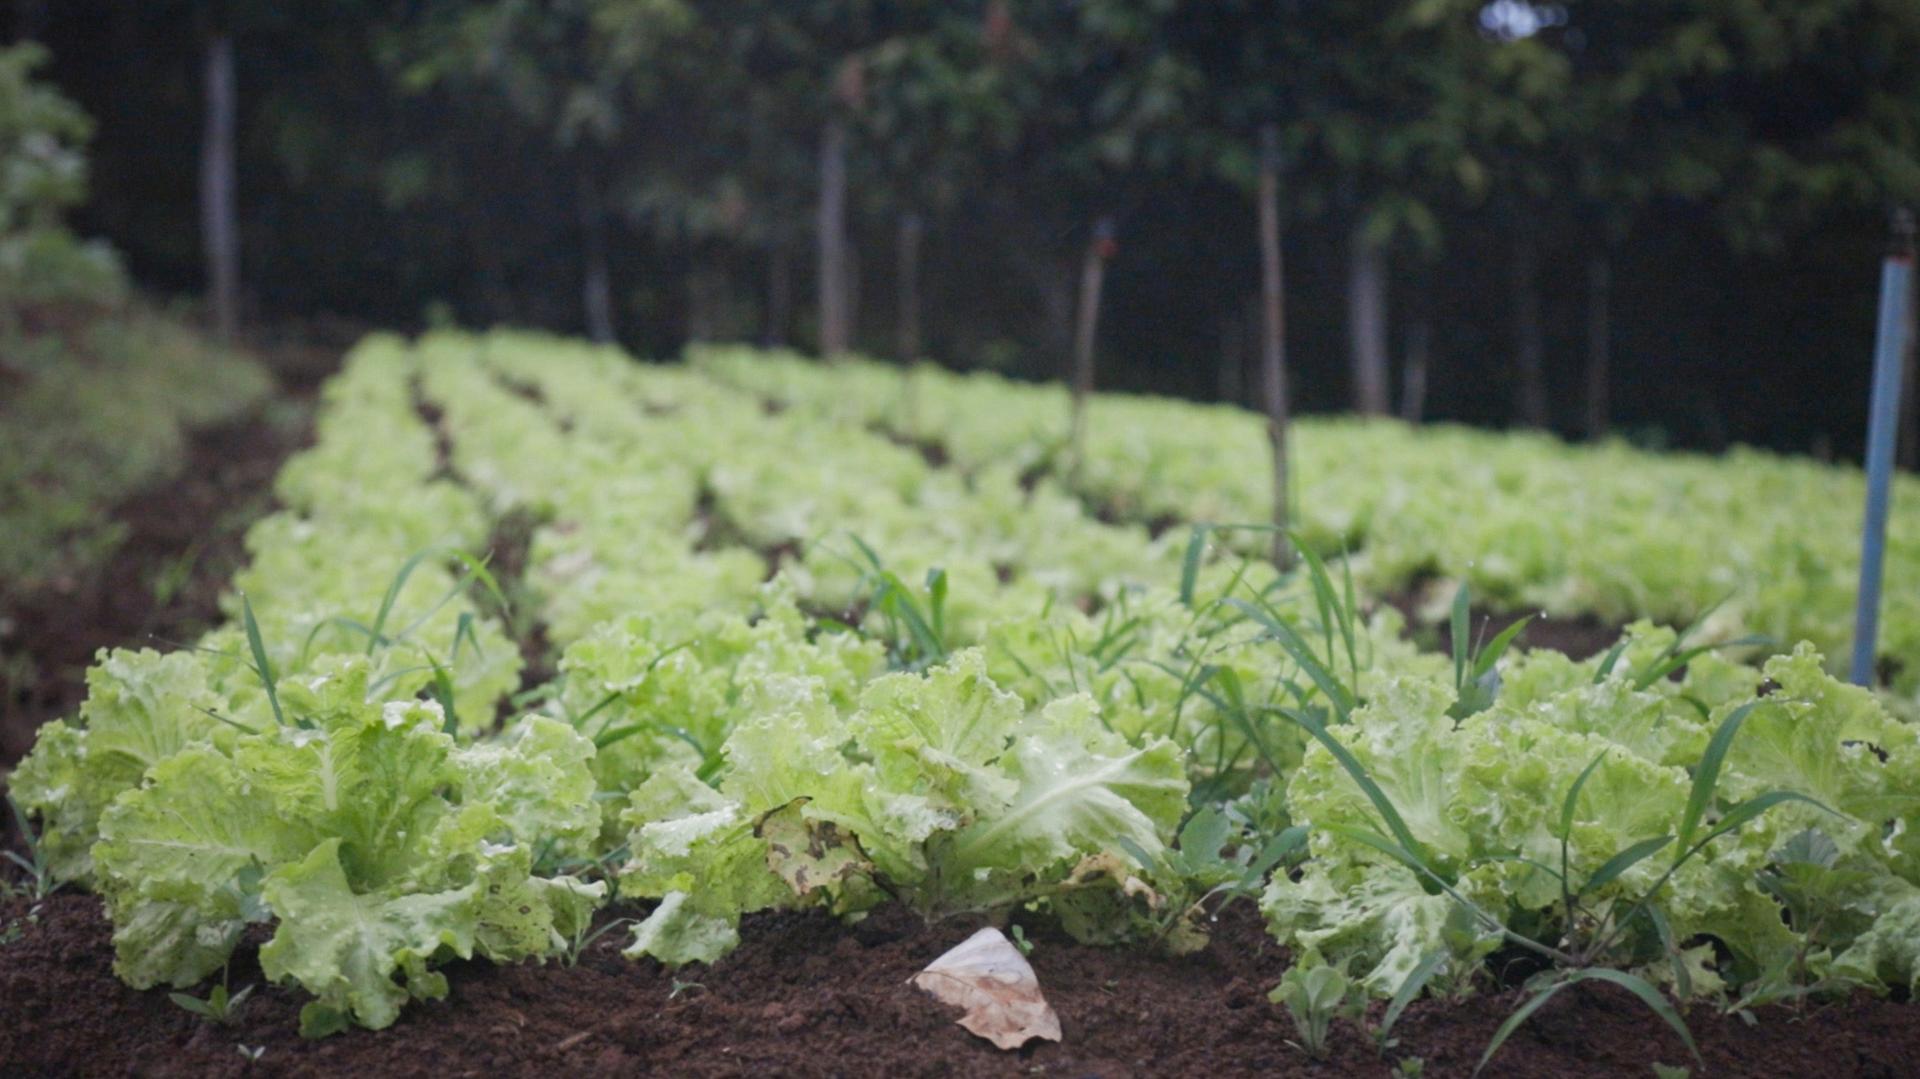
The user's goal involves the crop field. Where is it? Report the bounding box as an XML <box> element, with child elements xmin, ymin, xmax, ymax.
<box><xmin>3</xmin><ymin>331</ymin><xmax>1918</xmax><ymax>1076</ymax></box>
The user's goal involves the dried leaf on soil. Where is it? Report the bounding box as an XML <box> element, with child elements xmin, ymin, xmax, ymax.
<box><xmin>910</xmin><ymin>927</ymin><xmax>1062</xmax><ymax>1049</ymax></box>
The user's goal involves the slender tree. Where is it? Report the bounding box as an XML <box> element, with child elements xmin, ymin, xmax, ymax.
<box><xmin>817</xmin><ymin>111</ymin><xmax>851</xmax><ymax>356</ymax></box>
<box><xmin>578</xmin><ymin>166</ymin><xmax>615</xmax><ymax>343</ymax></box>
<box><xmin>1401</xmin><ymin>320</ymin><xmax>1429</xmax><ymax>423</ymax></box>
<box><xmin>1347</xmin><ymin>223</ymin><xmax>1389</xmax><ymax>415</ymax></box>
<box><xmin>199</xmin><ymin>27</ymin><xmax>239</xmax><ymax>340</ymax></box>
<box><xmin>1256</xmin><ymin>124</ymin><xmax>1291</xmax><ymax>563</ymax></box>
<box><xmin>1068</xmin><ymin>216</ymin><xmax>1115</xmax><ymax>476</ymax></box>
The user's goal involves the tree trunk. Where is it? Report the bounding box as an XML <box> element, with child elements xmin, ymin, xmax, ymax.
<box><xmin>1585</xmin><ymin>253</ymin><xmax>1612</xmax><ymax>438</ymax></box>
<box><xmin>1258</xmin><ymin>125</ymin><xmax>1292</xmax><ymax>564</ymax></box>
<box><xmin>1069</xmin><ymin>217</ymin><xmax>1115</xmax><ymax>477</ymax></box>
<box><xmin>1901</xmin><ymin>266</ymin><xmax>1918</xmax><ymax>470</ymax></box>
<box><xmin>764</xmin><ymin>242</ymin><xmax>791</xmax><ymax>348</ymax></box>
<box><xmin>896</xmin><ymin>212</ymin><xmax>923</xmax><ymax>360</ymax></box>
<box><xmin>1512</xmin><ymin>233</ymin><xmax>1549</xmax><ymax>428</ymax></box>
<box><xmin>1346</xmin><ymin>224</ymin><xmax>1389</xmax><ymax>415</ymax></box>
<box><xmin>579</xmin><ymin>168</ymin><xmax>615</xmax><ymax>344</ymax></box>
<box><xmin>199</xmin><ymin>32</ymin><xmax>240</xmax><ymax>342</ymax></box>
<box><xmin>1400</xmin><ymin>319</ymin><xmax>1430</xmax><ymax>423</ymax></box>
<box><xmin>816</xmin><ymin>118</ymin><xmax>850</xmax><ymax>357</ymax></box>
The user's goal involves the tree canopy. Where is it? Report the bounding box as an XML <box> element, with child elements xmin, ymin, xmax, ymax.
<box><xmin>13</xmin><ymin>0</ymin><xmax>1920</xmax><ymax>454</ymax></box>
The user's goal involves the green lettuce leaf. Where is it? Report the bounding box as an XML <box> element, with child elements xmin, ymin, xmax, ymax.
<box><xmin>10</xmin><ymin>648</ymin><xmax>230</xmax><ymax>883</ymax></box>
<box><xmin>621</xmin><ymin>890</ymin><xmax>740</xmax><ymax>967</ymax></box>
<box><xmin>938</xmin><ymin>695</ymin><xmax>1187</xmax><ymax>910</ymax></box>
<box><xmin>259</xmin><ymin>839</ymin><xmax>478</xmax><ymax>1035</ymax></box>
<box><xmin>92</xmin><ymin>746</ymin><xmax>317</xmax><ymax>988</ymax></box>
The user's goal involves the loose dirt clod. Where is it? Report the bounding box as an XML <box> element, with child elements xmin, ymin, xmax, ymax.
<box><xmin>910</xmin><ymin>927</ymin><xmax>1062</xmax><ymax>1050</ymax></box>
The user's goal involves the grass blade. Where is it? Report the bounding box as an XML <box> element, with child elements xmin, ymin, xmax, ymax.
<box><xmin>1580</xmin><ymin>835</ymin><xmax>1674</xmax><ymax>895</ymax></box>
<box><xmin>1227</xmin><ymin>599</ymin><xmax>1355</xmax><ymax>721</ymax></box>
<box><xmin>1572</xmin><ymin>969</ymin><xmax>1701</xmax><ymax>1066</ymax></box>
<box><xmin>366</xmin><ymin>549</ymin><xmax>440</xmax><ymax>656</ymax></box>
<box><xmin>1477</xmin><ymin>969</ymin><xmax>1698</xmax><ymax>1077</ymax></box>
<box><xmin>1379</xmin><ymin>950</ymin><xmax>1448</xmax><ymax>1048</ymax></box>
<box><xmin>1647</xmin><ymin>906</ymin><xmax>1692</xmax><ymax>1000</ymax></box>
<box><xmin>1678</xmin><ymin>700</ymin><xmax>1764</xmax><ymax>847</ymax></box>
<box><xmin>1471</xmin><ymin>615</ymin><xmax>1535</xmax><ymax>681</ymax></box>
<box><xmin>1695</xmin><ymin>791</ymin><xmax>1837</xmax><ymax>851</ymax></box>
<box><xmin>1451</xmin><ymin>583</ymin><xmax>1471</xmax><ymax>690</ymax></box>
<box><xmin>1474</xmin><ymin>978</ymin><xmax>1574</xmax><ymax>1075</ymax></box>
<box><xmin>1558</xmin><ymin>752</ymin><xmax>1607</xmax><ymax>851</ymax></box>
<box><xmin>1282</xmin><ymin>716</ymin><xmax>1436</xmax><ymax>875</ymax></box>
<box><xmin>1558</xmin><ymin>750</ymin><xmax>1606</xmax><ymax>907</ymax></box>
<box><xmin>1179</xmin><ymin>524</ymin><xmax>1211</xmax><ymax>608</ymax></box>
<box><xmin>1593</xmin><ymin>639</ymin><xmax>1630</xmax><ymax>683</ymax></box>
<box><xmin>1632</xmin><ymin>635</ymin><xmax>1772</xmax><ymax>690</ymax></box>
<box><xmin>298</xmin><ymin>616</ymin><xmax>384</xmax><ymax>666</ymax></box>
<box><xmin>240</xmin><ymin>594</ymin><xmax>285</xmax><ymax>729</ymax></box>
<box><xmin>423</xmin><ymin>653</ymin><xmax>460</xmax><ymax>735</ymax></box>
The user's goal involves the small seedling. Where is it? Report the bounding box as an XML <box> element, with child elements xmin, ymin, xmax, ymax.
<box><xmin>236</xmin><ymin>1045</ymin><xmax>266</xmax><ymax>1064</ymax></box>
<box><xmin>841</xmin><ymin>538</ymin><xmax>949</xmax><ymax>671</ymax></box>
<box><xmin>667</xmin><ymin>978</ymin><xmax>707</xmax><ymax>1000</ymax></box>
<box><xmin>561</xmin><ymin>917</ymin><xmax>636</xmax><ymax>968</ymax></box>
<box><xmin>1270</xmin><ymin>958</ymin><xmax>1365</xmax><ymax>1060</ymax></box>
<box><xmin>169</xmin><ymin>977</ymin><xmax>254</xmax><ymax>1026</ymax></box>
<box><xmin>1009</xmin><ymin>923</ymin><xmax>1034</xmax><ymax>957</ymax></box>
<box><xmin>1446</xmin><ymin>583</ymin><xmax>1533</xmax><ymax>720</ymax></box>
<box><xmin>2</xmin><ymin>794</ymin><xmax>58</xmax><ymax>901</ymax></box>
<box><xmin>1117</xmin><ymin>805</ymin><xmax>1304</xmax><ymax>952</ymax></box>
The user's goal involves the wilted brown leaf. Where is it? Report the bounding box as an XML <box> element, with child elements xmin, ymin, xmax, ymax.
<box><xmin>910</xmin><ymin>928</ymin><xmax>1062</xmax><ymax>1050</ymax></box>
<box><xmin>755</xmin><ymin>798</ymin><xmax>872</xmax><ymax>896</ymax></box>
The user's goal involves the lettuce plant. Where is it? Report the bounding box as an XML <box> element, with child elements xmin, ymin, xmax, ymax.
<box><xmin>1253</xmin><ymin>632</ymin><xmax>1920</xmax><ymax>1072</ymax></box>
<box><xmin>616</xmin><ymin>649</ymin><xmax>1188</xmax><ymax>965</ymax></box>
<box><xmin>85</xmin><ymin>658</ymin><xmax>602</xmax><ymax>1035</ymax></box>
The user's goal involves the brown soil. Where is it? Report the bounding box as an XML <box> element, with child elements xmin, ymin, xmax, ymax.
<box><xmin>0</xmin><ymin>892</ymin><xmax>1912</xmax><ymax>1078</ymax></box>
<box><xmin>1381</xmin><ymin>590</ymin><xmax>1626</xmax><ymax>663</ymax></box>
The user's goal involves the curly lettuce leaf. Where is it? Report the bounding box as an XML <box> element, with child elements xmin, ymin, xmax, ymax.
<box><xmin>10</xmin><ymin>649</ymin><xmax>230</xmax><ymax>882</ymax></box>
<box><xmin>1263</xmin><ymin>859</ymin><xmax>1498</xmax><ymax>996</ymax></box>
<box><xmin>622</xmin><ymin>890</ymin><xmax>739</xmax><ymax>967</ymax></box>
<box><xmin>617</xmin><ymin>766</ymin><xmax>791</xmax><ymax>965</ymax></box>
<box><xmin>92</xmin><ymin>746</ymin><xmax>317</xmax><ymax>988</ymax></box>
<box><xmin>852</xmin><ymin>648</ymin><xmax>1025</xmax><ymax>817</ymax></box>
<box><xmin>453</xmin><ymin>715</ymin><xmax>600</xmax><ymax>864</ymax></box>
<box><xmin>259</xmin><ymin>839</ymin><xmax>478</xmax><ymax>1035</ymax></box>
<box><xmin>938</xmin><ymin>695</ymin><xmax>1187</xmax><ymax>909</ymax></box>
<box><xmin>1828</xmin><ymin>878</ymin><xmax>1920</xmax><ymax>995</ymax></box>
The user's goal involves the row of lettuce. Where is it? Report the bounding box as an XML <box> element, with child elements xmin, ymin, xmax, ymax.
<box><xmin>9</xmin><ymin>331</ymin><xmax>1919</xmax><ymax>1043</ymax></box>
<box><xmin>695</xmin><ymin>346</ymin><xmax>1920</xmax><ymax>699</ymax></box>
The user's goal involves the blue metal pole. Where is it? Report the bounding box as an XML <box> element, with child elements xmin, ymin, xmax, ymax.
<box><xmin>1851</xmin><ymin>209</ymin><xmax>1915</xmax><ymax>685</ymax></box>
